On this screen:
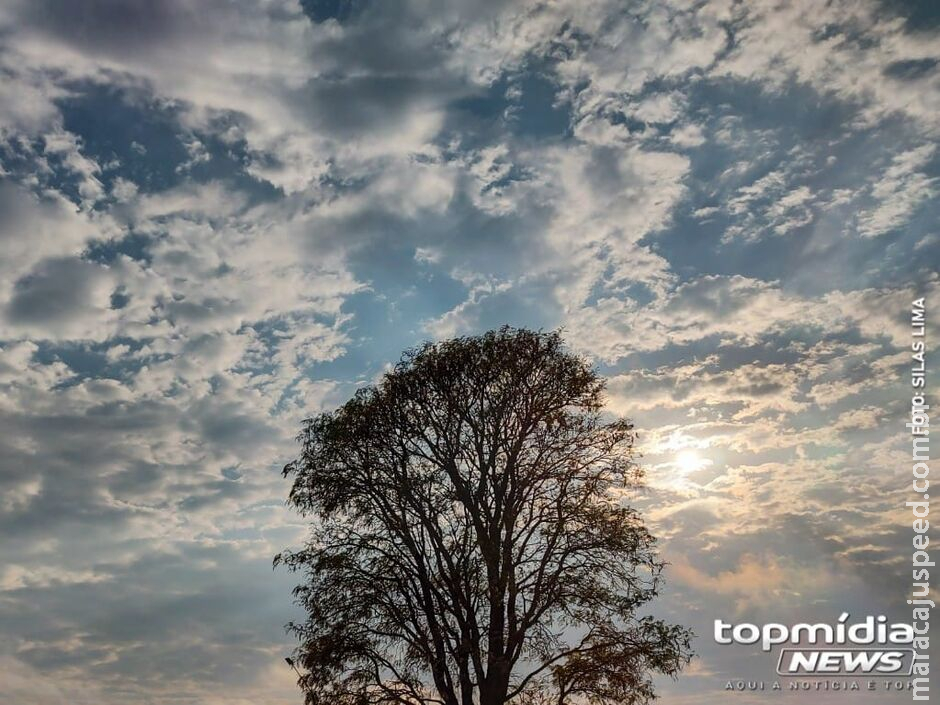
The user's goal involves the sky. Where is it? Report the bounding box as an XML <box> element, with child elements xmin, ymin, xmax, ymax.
<box><xmin>0</xmin><ymin>1</ymin><xmax>938</xmax><ymax>703</ymax></box>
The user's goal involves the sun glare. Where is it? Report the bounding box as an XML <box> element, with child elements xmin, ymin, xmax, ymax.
<box><xmin>676</xmin><ymin>449</ymin><xmax>704</xmax><ymax>474</ymax></box>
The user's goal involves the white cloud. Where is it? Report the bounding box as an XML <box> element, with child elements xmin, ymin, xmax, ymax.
<box><xmin>0</xmin><ymin>182</ymin><xmax>104</xmax><ymax>285</ymax></box>
<box><xmin>714</xmin><ymin>0</ymin><xmax>940</xmax><ymax>134</ymax></box>
<box><xmin>857</xmin><ymin>144</ymin><xmax>936</xmax><ymax>237</ymax></box>
<box><xmin>567</xmin><ymin>274</ymin><xmax>932</xmax><ymax>362</ymax></box>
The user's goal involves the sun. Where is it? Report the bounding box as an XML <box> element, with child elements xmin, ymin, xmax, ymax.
<box><xmin>675</xmin><ymin>449</ymin><xmax>705</xmax><ymax>474</ymax></box>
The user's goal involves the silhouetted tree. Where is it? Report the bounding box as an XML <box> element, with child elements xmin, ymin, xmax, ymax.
<box><xmin>277</xmin><ymin>327</ymin><xmax>692</xmax><ymax>705</ymax></box>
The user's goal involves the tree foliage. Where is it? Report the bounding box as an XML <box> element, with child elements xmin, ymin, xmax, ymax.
<box><xmin>277</xmin><ymin>327</ymin><xmax>692</xmax><ymax>705</ymax></box>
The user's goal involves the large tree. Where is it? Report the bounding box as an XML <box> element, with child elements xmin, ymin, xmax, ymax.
<box><xmin>278</xmin><ymin>328</ymin><xmax>692</xmax><ymax>705</ymax></box>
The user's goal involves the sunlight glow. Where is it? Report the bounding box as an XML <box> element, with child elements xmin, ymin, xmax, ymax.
<box><xmin>676</xmin><ymin>449</ymin><xmax>706</xmax><ymax>474</ymax></box>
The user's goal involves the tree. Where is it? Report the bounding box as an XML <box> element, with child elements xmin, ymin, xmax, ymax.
<box><xmin>277</xmin><ymin>327</ymin><xmax>692</xmax><ymax>705</ymax></box>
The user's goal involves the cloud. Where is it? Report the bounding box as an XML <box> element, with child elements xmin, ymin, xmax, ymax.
<box><xmin>857</xmin><ymin>144</ymin><xmax>936</xmax><ymax>237</ymax></box>
<box><xmin>0</xmin><ymin>1</ymin><xmax>936</xmax><ymax>703</ymax></box>
<box><xmin>5</xmin><ymin>257</ymin><xmax>116</xmax><ymax>337</ymax></box>
<box><xmin>0</xmin><ymin>654</ymin><xmax>85</xmax><ymax>705</ymax></box>
<box><xmin>0</xmin><ymin>182</ymin><xmax>100</xmax><ymax>283</ymax></box>
<box><xmin>566</xmin><ymin>273</ymin><xmax>934</xmax><ymax>363</ymax></box>
<box><xmin>714</xmin><ymin>0</ymin><xmax>940</xmax><ymax>134</ymax></box>
<box><xmin>669</xmin><ymin>553</ymin><xmax>839</xmax><ymax>612</ymax></box>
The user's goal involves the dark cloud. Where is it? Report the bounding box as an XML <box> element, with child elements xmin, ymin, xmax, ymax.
<box><xmin>299</xmin><ymin>0</ymin><xmax>370</xmax><ymax>24</ymax></box>
<box><xmin>294</xmin><ymin>75</ymin><xmax>456</xmax><ymax>138</ymax></box>
<box><xmin>6</xmin><ymin>257</ymin><xmax>111</xmax><ymax>329</ymax></box>
<box><xmin>22</xmin><ymin>0</ymin><xmax>216</xmax><ymax>55</ymax></box>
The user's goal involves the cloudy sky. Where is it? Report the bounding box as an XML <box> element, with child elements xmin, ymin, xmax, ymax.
<box><xmin>0</xmin><ymin>0</ymin><xmax>938</xmax><ymax>703</ymax></box>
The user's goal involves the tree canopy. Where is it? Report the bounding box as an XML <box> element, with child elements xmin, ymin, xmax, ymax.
<box><xmin>277</xmin><ymin>327</ymin><xmax>692</xmax><ymax>705</ymax></box>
